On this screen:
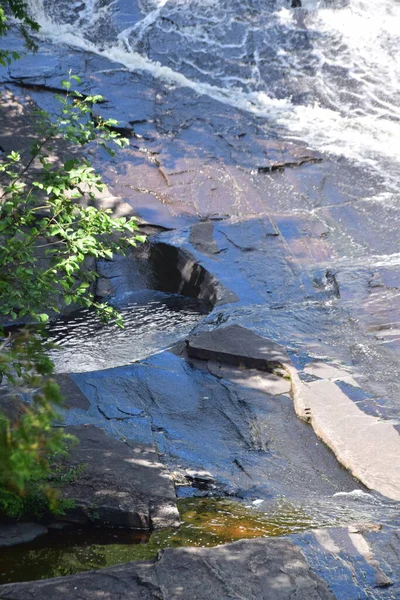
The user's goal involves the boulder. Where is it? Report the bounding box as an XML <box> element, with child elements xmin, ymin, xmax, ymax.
<box><xmin>187</xmin><ymin>324</ymin><xmax>289</xmax><ymax>371</ymax></box>
<box><xmin>0</xmin><ymin>523</ymin><xmax>47</xmax><ymax>548</ymax></box>
<box><xmin>58</xmin><ymin>425</ymin><xmax>179</xmax><ymax>529</ymax></box>
<box><xmin>0</xmin><ymin>537</ymin><xmax>335</xmax><ymax>599</ymax></box>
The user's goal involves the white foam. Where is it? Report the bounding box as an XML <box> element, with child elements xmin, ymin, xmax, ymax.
<box><xmin>27</xmin><ymin>0</ymin><xmax>400</xmax><ymax>184</ymax></box>
<box><xmin>333</xmin><ymin>490</ymin><xmax>381</xmax><ymax>504</ymax></box>
<box><xmin>252</xmin><ymin>499</ymin><xmax>264</xmax><ymax>506</ymax></box>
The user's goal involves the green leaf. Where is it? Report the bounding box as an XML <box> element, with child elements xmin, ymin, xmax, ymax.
<box><xmin>64</xmin><ymin>159</ymin><xmax>77</xmax><ymax>171</ymax></box>
<box><xmin>0</xmin><ymin>72</ymin><xmax>146</xmax><ymax>503</ymax></box>
<box><xmin>36</xmin><ymin>314</ymin><xmax>49</xmax><ymax>323</ymax></box>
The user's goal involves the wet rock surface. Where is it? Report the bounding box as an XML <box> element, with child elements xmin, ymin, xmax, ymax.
<box><xmin>295</xmin><ymin>525</ymin><xmax>398</xmax><ymax>599</ymax></box>
<box><xmin>1</xmin><ymin>3</ymin><xmax>400</xmax><ymax>595</ymax></box>
<box><xmin>187</xmin><ymin>324</ymin><xmax>290</xmax><ymax>371</ymax></box>
<box><xmin>298</xmin><ymin>379</ymin><xmax>400</xmax><ymax>501</ymax></box>
<box><xmin>58</xmin><ymin>425</ymin><xmax>179</xmax><ymax>530</ymax></box>
<box><xmin>66</xmin><ymin>351</ymin><xmax>362</xmax><ymax>500</ymax></box>
<box><xmin>0</xmin><ymin>523</ymin><xmax>48</xmax><ymax>548</ymax></box>
<box><xmin>0</xmin><ymin>537</ymin><xmax>335</xmax><ymax>599</ymax></box>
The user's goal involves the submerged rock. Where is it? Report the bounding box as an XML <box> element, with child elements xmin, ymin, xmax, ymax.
<box><xmin>0</xmin><ymin>537</ymin><xmax>335</xmax><ymax>599</ymax></box>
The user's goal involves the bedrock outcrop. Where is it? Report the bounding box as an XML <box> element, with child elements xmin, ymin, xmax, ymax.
<box><xmin>58</xmin><ymin>425</ymin><xmax>179</xmax><ymax>530</ymax></box>
<box><xmin>0</xmin><ymin>537</ymin><xmax>335</xmax><ymax>600</ymax></box>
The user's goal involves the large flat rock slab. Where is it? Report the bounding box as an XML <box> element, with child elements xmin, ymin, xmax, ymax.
<box><xmin>0</xmin><ymin>537</ymin><xmax>335</xmax><ymax>599</ymax></box>
<box><xmin>298</xmin><ymin>379</ymin><xmax>400</xmax><ymax>501</ymax></box>
<box><xmin>69</xmin><ymin>353</ymin><xmax>361</xmax><ymax>499</ymax></box>
<box><xmin>187</xmin><ymin>324</ymin><xmax>289</xmax><ymax>371</ymax></box>
<box><xmin>59</xmin><ymin>425</ymin><xmax>179</xmax><ymax>529</ymax></box>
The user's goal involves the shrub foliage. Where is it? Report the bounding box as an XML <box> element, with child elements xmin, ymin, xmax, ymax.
<box><xmin>0</xmin><ymin>71</ymin><xmax>144</xmax><ymax>515</ymax></box>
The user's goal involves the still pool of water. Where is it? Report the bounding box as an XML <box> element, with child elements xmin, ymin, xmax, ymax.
<box><xmin>0</xmin><ymin>497</ymin><xmax>346</xmax><ymax>584</ymax></box>
<box><xmin>47</xmin><ymin>290</ymin><xmax>210</xmax><ymax>373</ymax></box>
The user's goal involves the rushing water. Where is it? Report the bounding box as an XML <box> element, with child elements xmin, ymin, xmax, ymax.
<box><xmin>25</xmin><ymin>0</ymin><xmax>400</xmax><ymax>188</ymax></box>
<box><xmin>2</xmin><ymin>1</ymin><xmax>400</xmax><ymax>589</ymax></box>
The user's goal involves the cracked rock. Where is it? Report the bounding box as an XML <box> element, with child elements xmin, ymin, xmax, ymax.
<box><xmin>58</xmin><ymin>425</ymin><xmax>179</xmax><ymax>530</ymax></box>
<box><xmin>0</xmin><ymin>538</ymin><xmax>335</xmax><ymax>599</ymax></box>
<box><xmin>187</xmin><ymin>324</ymin><xmax>289</xmax><ymax>371</ymax></box>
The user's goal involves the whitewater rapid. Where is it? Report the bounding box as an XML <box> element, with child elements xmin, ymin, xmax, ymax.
<box><xmin>26</xmin><ymin>0</ymin><xmax>400</xmax><ymax>186</ymax></box>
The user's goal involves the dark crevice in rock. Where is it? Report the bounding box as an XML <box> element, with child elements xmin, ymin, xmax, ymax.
<box><xmin>97</xmin><ymin>405</ymin><xmax>130</xmax><ymax>421</ymax></box>
<box><xmin>93</xmin><ymin>116</ymin><xmax>134</xmax><ymax>138</ymax></box>
<box><xmin>5</xmin><ymin>79</ymin><xmax>107</xmax><ymax>103</ymax></box>
<box><xmin>150</xmin><ymin>242</ymin><xmax>238</xmax><ymax>306</ymax></box>
<box><xmin>136</xmin><ymin>222</ymin><xmax>173</xmax><ymax>232</ymax></box>
<box><xmin>129</xmin><ymin>118</ymin><xmax>150</xmax><ymax>126</ymax></box>
<box><xmin>258</xmin><ymin>156</ymin><xmax>323</xmax><ymax>172</ymax></box>
<box><xmin>233</xmin><ymin>458</ymin><xmax>253</xmax><ymax>479</ymax></box>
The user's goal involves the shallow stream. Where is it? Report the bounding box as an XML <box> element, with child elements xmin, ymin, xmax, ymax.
<box><xmin>1</xmin><ymin>495</ymin><xmax>396</xmax><ymax>584</ymax></box>
<box><xmin>1</xmin><ymin>0</ymin><xmax>400</xmax><ymax>593</ymax></box>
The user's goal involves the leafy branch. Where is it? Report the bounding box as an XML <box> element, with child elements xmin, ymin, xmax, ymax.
<box><xmin>0</xmin><ymin>74</ymin><xmax>145</xmax><ymax>511</ymax></box>
<box><xmin>0</xmin><ymin>0</ymin><xmax>40</xmax><ymax>66</ymax></box>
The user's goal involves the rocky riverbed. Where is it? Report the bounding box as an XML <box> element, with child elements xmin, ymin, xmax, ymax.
<box><xmin>1</xmin><ymin>0</ymin><xmax>400</xmax><ymax>598</ymax></box>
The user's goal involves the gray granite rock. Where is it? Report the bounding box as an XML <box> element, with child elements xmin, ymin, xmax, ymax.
<box><xmin>216</xmin><ymin>218</ymin><xmax>279</xmax><ymax>252</ymax></box>
<box><xmin>0</xmin><ymin>523</ymin><xmax>48</xmax><ymax>548</ymax></box>
<box><xmin>54</xmin><ymin>374</ymin><xmax>90</xmax><ymax>411</ymax></box>
<box><xmin>189</xmin><ymin>221</ymin><xmax>221</xmax><ymax>255</ymax></box>
<box><xmin>58</xmin><ymin>425</ymin><xmax>179</xmax><ymax>529</ymax></box>
<box><xmin>151</xmin><ymin>242</ymin><xmax>238</xmax><ymax>306</ymax></box>
<box><xmin>70</xmin><ymin>351</ymin><xmax>360</xmax><ymax>499</ymax></box>
<box><xmin>187</xmin><ymin>324</ymin><xmax>289</xmax><ymax>371</ymax></box>
<box><xmin>0</xmin><ymin>537</ymin><xmax>336</xmax><ymax>599</ymax></box>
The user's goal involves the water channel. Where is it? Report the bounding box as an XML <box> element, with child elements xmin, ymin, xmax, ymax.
<box><xmin>1</xmin><ymin>0</ymin><xmax>400</xmax><ymax>595</ymax></box>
